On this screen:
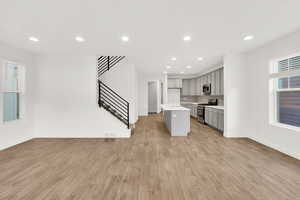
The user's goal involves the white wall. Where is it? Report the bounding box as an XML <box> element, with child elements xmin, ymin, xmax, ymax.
<box><xmin>224</xmin><ymin>53</ymin><xmax>254</xmax><ymax>138</ymax></box>
<box><xmin>101</xmin><ymin>59</ymin><xmax>138</xmax><ymax>124</ymax></box>
<box><xmin>224</xmin><ymin>30</ymin><xmax>300</xmax><ymax>159</ymax></box>
<box><xmin>33</xmin><ymin>56</ymin><xmax>131</xmax><ymax>138</ymax></box>
<box><xmin>0</xmin><ymin>43</ymin><xmax>35</xmax><ymax>150</ymax></box>
<box><xmin>246</xmin><ymin>31</ymin><xmax>300</xmax><ymax>159</ymax></box>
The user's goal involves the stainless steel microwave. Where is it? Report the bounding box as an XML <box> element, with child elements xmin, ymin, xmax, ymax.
<box><xmin>203</xmin><ymin>84</ymin><xmax>211</xmax><ymax>95</ymax></box>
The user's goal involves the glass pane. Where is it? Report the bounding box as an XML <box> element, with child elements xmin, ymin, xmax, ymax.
<box><xmin>278</xmin><ymin>77</ymin><xmax>288</xmax><ymax>89</ymax></box>
<box><xmin>278</xmin><ymin>91</ymin><xmax>300</xmax><ymax>127</ymax></box>
<box><xmin>5</xmin><ymin>63</ymin><xmax>18</xmax><ymax>91</ymax></box>
<box><xmin>3</xmin><ymin>93</ymin><xmax>19</xmax><ymax>122</ymax></box>
<box><xmin>289</xmin><ymin>76</ymin><xmax>300</xmax><ymax>89</ymax></box>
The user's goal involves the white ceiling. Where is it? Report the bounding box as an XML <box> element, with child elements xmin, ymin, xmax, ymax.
<box><xmin>1</xmin><ymin>0</ymin><xmax>300</xmax><ymax>74</ymax></box>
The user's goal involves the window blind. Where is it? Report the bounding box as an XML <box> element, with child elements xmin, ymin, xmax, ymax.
<box><xmin>278</xmin><ymin>56</ymin><xmax>300</xmax><ymax>72</ymax></box>
<box><xmin>278</xmin><ymin>91</ymin><xmax>300</xmax><ymax>127</ymax></box>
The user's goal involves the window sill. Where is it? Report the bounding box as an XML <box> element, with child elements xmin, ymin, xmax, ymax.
<box><xmin>270</xmin><ymin>122</ymin><xmax>300</xmax><ymax>132</ymax></box>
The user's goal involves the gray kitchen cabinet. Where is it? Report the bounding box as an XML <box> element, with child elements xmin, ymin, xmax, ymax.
<box><xmin>168</xmin><ymin>78</ymin><xmax>182</xmax><ymax>88</ymax></box>
<box><xmin>205</xmin><ymin>107</ymin><xmax>224</xmax><ymax>132</ymax></box>
<box><xmin>218</xmin><ymin>110</ymin><xmax>224</xmax><ymax>132</ymax></box>
<box><xmin>196</xmin><ymin>77</ymin><xmax>201</xmax><ymax>95</ymax></box>
<box><xmin>193</xmin><ymin>104</ymin><xmax>198</xmax><ymax>118</ymax></box>
<box><xmin>182</xmin><ymin>79</ymin><xmax>190</xmax><ymax>96</ymax></box>
<box><xmin>220</xmin><ymin>67</ymin><xmax>224</xmax><ymax>95</ymax></box>
<box><xmin>207</xmin><ymin>73</ymin><xmax>211</xmax><ymax>85</ymax></box>
<box><xmin>200</xmin><ymin>76</ymin><xmax>204</xmax><ymax>95</ymax></box>
<box><xmin>190</xmin><ymin>78</ymin><xmax>196</xmax><ymax>96</ymax></box>
<box><xmin>182</xmin><ymin>103</ymin><xmax>198</xmax><ymax>118</ymax></box>
<box><xmin>180</xmin><ymin>67</ymin><xmax>223</xmax><ymax>97</ymax></box>
<box><xmin>205</xmin><ymin>108</ymin><xmax>209</xmax><ymax>124</ymax></box>
<box><xmin>215</xmin><ymin>69</ymin><xmax>220</xmax><ymax>95</ymax></box>
<box><xmin>212</xmin><ymin>109</ymin><xmax>218</xmax><ymax>128</ymax></box>
<box><xmin>203</xmin><ymin>75</ymin><xmax>208</xmax><ymax>85</ymax></box>
<box><xmin>211</xmin><ymin>71</ymin><xmax>216</xmax><ymax>95</ymax></box>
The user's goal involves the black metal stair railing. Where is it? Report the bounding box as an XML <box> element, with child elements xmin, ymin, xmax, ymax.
<box><xmin>97</xmin><ymin>56</ymin><xmax>125</xmax><ymax>77</ymax></box>
<box><xmin>98</xmin><ymin>80</ymin><xmax>129</xmax><ymax>129</ymax></box>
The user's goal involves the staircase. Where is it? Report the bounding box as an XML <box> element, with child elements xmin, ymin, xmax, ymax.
<box><xmin>97</xmin><ymin>56</ymin><xmax>129</xmax><ymax>129</ymax></box>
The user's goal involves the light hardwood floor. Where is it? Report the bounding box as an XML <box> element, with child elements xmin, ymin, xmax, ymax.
<box><xmin>0</xmin><ymin>114</ymin><xmax>300</xmax><ymax>200</ymax></box>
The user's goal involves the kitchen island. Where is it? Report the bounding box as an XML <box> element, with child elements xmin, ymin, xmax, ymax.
<box><xmin>161</xmin><ymin>105</ymin><xmax>190</xmax><ymax>136</ymax></box>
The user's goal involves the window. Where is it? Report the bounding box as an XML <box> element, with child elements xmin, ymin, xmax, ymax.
<box><xmin>270</xmin><ymin>54</ymin><xmax>300</xmax><ymax>129</ymax></box>
<box><xmin>1</xmin><ymin>61</ymin><xmax>25</xmax><ymax>123</ymax></box>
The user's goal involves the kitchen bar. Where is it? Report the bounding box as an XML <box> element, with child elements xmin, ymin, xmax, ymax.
<box><xmin>161</xmin><ymin>105</ymin><xmax>190</xmax><ymax>136</ymax></box>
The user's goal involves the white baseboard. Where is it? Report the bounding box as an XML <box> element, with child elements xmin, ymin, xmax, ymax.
<box><xmin>0</xmin><ymin>136</ymin><xmax>34</xmax><ymax>151</ymax></box>
<box><xmin>248</xmin><ymin>136</ymin><xmax>300</xmax><ymax>160</ymax></box>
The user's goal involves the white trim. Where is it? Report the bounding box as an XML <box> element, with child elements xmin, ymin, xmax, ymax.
<box><xmin>248</xmin><ymin>135</ymin><xmax>300</xmax><ymax>160</ymax></box>
<box><xmin>276</xmin><ymin>88</ymin><xmax>300</xmax><ymax>92</ymax></box>
<box><xmin>269</xmin><ymin>53</ymin><xmax>300</xmax><ymax>131</ymax></box>
<box><xmin>270</xmin><ymin>68</ymin><xmax>300</xmax><ymax>79</ymax></box>
<box><xmin>1</xmin><ymin>59</ymin><xmax>26</xmax><ymax>123</ymax></box>
<box><xmin>270</xmin><ymin>122</ymin><xmax>300</xmax><ymax>132</ymax></box>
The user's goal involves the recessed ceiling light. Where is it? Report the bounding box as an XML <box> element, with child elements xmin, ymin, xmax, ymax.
<box><xmin>28</xmin><ymin>36</ymin><xmax>39</xmax><ymax>42</ymax></box>
<box><xmin>121</xmin><ymin>36</ymin><xmax>129</xmax><ymax>42</ymax></box>
<box><xmin>183</xmin><ymin>36</ymin><xmax>191</xmax><ymax>41</ymax></box>
<box><xmin>75</xmin><ymin>36</ymin><xmax>85</xmax><ymax>42</ymax></box>
<box><xmin>180</xmin><ymin>71</ymin><xmax>185</xmax><ymax>74</ymax></box>
<box><xmin>197</xmin><ymin>57</ymin><xmax>203</xmax><ymax>61</ymax></box>
<box><xmin>166</xmin><ymin>65</ymin><xmax>172</xmax><ymax>69</ymax></box>
<box><xmin>243</xmin><ymin>35</ymin><xmax>254</xmax><ymax>41</ymax></box>
<box><xmin>171</xmin><ymin>57</ymin><xmax>177</xmax><ymax>61</ymax></box>
<box><xmin>186</xmin><ymin>65</ymin><xmax>192</xmax><ymax>69</ymax></box>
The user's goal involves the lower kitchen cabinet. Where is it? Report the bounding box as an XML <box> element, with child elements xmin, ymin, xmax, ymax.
<box><xmin>182</xmin><ymin>103</ymin><xmax>198</xmax><ymax>118</ymax></box>
<box><xmin>205</xmin><ymin>107</ymin><xmax>224</xmax><ymax>132</ymax></box>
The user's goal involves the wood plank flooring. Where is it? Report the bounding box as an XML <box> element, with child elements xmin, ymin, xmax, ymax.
<box><xmin>0</xmin><ymin>114</ymin><xmax>299</xmax><ymax>200</ymax></box>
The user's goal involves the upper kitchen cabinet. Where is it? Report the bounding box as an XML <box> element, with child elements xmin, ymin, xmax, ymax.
<box><xmin>207</xmin><ymin>67</ymin><xmax>224</xmax><ymax>96</ymax></box>
<box><xmin>211</xmin><ymin>71</ymin><xmax>216</xmax><ymax>95</ymax></box>
<box><xmin>180</xmin><ymin>66</ymin><xmax>224</xmax><ymax>96</ymax></box>
<box><xmin>220</xmin><ymin>67</ymin><xmax>224</xmax><ymax>95</ymax></box>
<box><xmin>168</xmin><ymin>78</ymin><xmax>182</xmax><ymax>88</ymax></box>
<box><xmin>182</xmin><ymin>79</ymin><xmax>190</xmax><ymax>96</ymax></box>
<box><xmin>215</xmin><ymin>69</ymin><xmax>220</xmax><ymax>95</ymax></box>
<box><xmin>196</xmin><ymin>77</ymin><xmax>201</xmax><ymax>95</ymax></box>
<box><xmin>190</xmin><ymin>78</ymin><xmax>196</xmax><ymax>96</ymax></box>
<box><xmin>212</xmin><ymin>67</ymin><xmax>224</xmax><ymax>96</ymax></box>
<box><xmin>200</xmin><ymin>75</ymin><xmax>205</xmax><ymax>95</ymax></box>
<box><xmin>207</xmin><ymin>73</ymin><xmax>211</xmax><ymax>85</ymax></box>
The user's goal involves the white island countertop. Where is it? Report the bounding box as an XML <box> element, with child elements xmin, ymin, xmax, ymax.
<box><xmin>161</xmin><ymin>104</ymin><xmax>190</xmax><ymax>111</ymax></box>
<box><xmin>205</xmin><ymin>106</ymin><xmax>224</xmax><ymax>110</ymax></box>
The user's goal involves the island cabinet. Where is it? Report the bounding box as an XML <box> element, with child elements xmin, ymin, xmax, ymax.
<box><xmin>205</xmin><ymin>107</ymin><xmax>224</xmax><ymax>132</ymax></box>
<box><xmin>162</xmin><ymin>105</ymin><xmax>190</xmax><ymax>136</ymax></box>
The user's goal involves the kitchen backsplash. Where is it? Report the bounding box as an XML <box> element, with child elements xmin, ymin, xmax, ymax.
<box><xmin>181</xmin><ymin>95</ymin><xmax>224</xmax><ymax>106</ymax></box>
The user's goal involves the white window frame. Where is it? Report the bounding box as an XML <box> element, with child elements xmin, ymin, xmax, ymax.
<box><xmin>269</xmin><ymin>53</ymin><xmax>300</xmax><ymax>132</ymax></box>
<box><xmin>0</xmin><ymin>59</ymin><xmax>26</xmax><ymax>124</ymax></box>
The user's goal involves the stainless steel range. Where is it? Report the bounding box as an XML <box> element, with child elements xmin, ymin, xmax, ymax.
<box><xmin>197</xmin><ymin>99</ymin><xmax>218</xmax><ymax>124</ymax></box>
